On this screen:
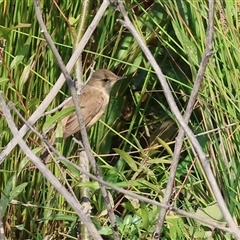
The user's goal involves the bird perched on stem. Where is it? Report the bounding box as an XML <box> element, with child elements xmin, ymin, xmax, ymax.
<box><xmin>41</xmin><ymin>69</ymin><xmax>125</xmax><ymax>161</ymax></box>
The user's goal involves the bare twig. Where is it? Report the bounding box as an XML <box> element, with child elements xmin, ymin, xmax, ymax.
<box><xmin>33</xmin><ymin>0</ymin><xmax>119</xmax><ymax>238</ymax></box>
<box><xmin>85</xmin><ymin>61</ymin><xmax>96</xmax><ymax>85</ymax></box>
<box><xmin>44</xmin><ymin>97</ymin><xmax>72</xmax><ymax>116</ymax></box>
<box><xmin>115</xmin><ymin>0</ymin><xmax>240</xmax><ymax>239</ymax></box>
<box><xmin>0</xmin><ymin>92</ymin><xmax>103</xmax><ymax>240</ymax></box>
<box><xmin>154</xmin><ymin>0</ymin><xmax>216</xmax><ymax>237</ymax></box>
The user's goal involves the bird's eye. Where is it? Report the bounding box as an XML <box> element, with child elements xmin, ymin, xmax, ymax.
<box><xmin>102</xmin><ymin>78</ymin><xmax>109</xmax><ymax>82</ymax></box>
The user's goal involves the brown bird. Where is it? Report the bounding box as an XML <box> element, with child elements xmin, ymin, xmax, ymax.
<box><xmin>61</xmin><ymin>69</ymin><xmax>125</xmax><ymax>138</ymax></box>
<box><xmin>41</xmin><ymin>69</ymin><xmax>125</xmax><ymax>161</ymax></box>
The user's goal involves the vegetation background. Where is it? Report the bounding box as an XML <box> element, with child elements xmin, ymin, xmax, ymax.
<box><xmin>0</xmin><ymin>0</ymin><xmax>240</xmax><ymax>239</ymax></box>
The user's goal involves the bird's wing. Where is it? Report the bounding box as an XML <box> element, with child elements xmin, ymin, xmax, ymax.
<box><xmin>62</xmin><ymin>87</ymin><xmax>107</xmax><ymax>139</ymax></box>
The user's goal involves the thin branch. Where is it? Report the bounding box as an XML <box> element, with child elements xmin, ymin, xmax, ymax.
<box><xmin>84</xmin><ymin>61</ymin><xmax>96</xmax><ymax>85</ymax></box>
<box><xmin>0</xmin><ymin>92</ymin><xmax>103</xmax><ymax>240</ymax></box>
<box><xmin>44</xmin><ymin>97</ymin><xmax>72</xmax><ymax>116</ymax></box>
<box><xmin>115</xmin><ymin>0</ymin><xmax>240</xmax><ymax>239</ymax></box>
<box><xmin>154</xmin><ymin>0</ymin><xmax>215</xmax><ymax>237</ymax></box>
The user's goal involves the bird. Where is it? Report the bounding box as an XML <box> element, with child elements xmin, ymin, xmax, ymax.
<box><xmin>41</xmin><ymin>69</ymin><xmax>125</xmax><ymax>161</ymax></box>
<box><xmin>61</xmin><ymin>69</ymin><xmax>125</xmax><ymax>138</ymax></box>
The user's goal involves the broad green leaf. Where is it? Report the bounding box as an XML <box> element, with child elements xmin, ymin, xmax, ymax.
<box><xmin>196</xmin><ymin>202</ymin><xmax>225</xmax><ymax>227</ymax></box>
<box><xmin>98</xmin><ymin>226</ymin><xmax>112</xmax><ymax>235</ymax></box>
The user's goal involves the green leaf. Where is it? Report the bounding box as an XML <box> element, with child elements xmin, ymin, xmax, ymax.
<box><xmin>0</xmin><ymin>77</ymin><xmax>9</xmax><ymax>85</ymax></box>
<box><xmin>19</xmin><ymin>54</ymin><xmax>35</xmax><ymax>89</ymax></box>
<box><xmin>10</xmin><ymin>183</ymin><xmax>28</xmax><ymax>199</ymax></box>
<box><xmin>196</xmin><ymin>202</ymin><xmax>225</xmax><ymax>227</ymax></box>
<box><xmin>10</xmin><ymin>36</ymin><xmax>32</xmax><ymax>69</ymax></box>
<box><xmin>60</xmin><ymin>159</ymin><xmax>81</xmax><ymax>178</ymax></box>
<box><xmin>39</xmin><ymin>214</ymin><xmax>77</xmax><ymax>222</ymax></box>
<box><xmin>43</xmin><ymin>106</ymin><xmax>75</xmax><ymax>133</ymax></box>
<box><xmin>113</xmin><ymin>148</ymin><xmax>138</xmax><ymax>171</ymax></box>
<box><xmin>117</xmin><ymin>35</ymin><xmax>134</xmax><ymax>60</ymax></box>
<box><xmin>10</xmin><ymin>55</ymin><xmax>24</xmax><ymax>69</ymax></box>
<box><xmin>121</xmin><ymin>201</ymin><xmax>137</xmax><ymax>213</ymax></box>
<box><xmin>140</xmin><ymin>202</ymin><xmax>149</xmax><ymax>230</ymax></box>
<box><xmin>68</xmin><ymin>15</ymin><xmax>80</xmax><ymax>26</ymax></box>
<box><xmin>157</xmin><ymin>137</ymin><xmax>173</xmax><ymax>156</ymax></box>
<box><xmin>15</xmin><ymin>224</ymin><xmax>25</xmax><ymax>230</ymax></box>
<box><xmin>172</xmin><ymin>21</ymin><xmax>198</xmax><ymax>64</ymax></box>
<box><xmin>18</xmin><ymin>147</ymin><xmax>41</xmax><ymax>174</ymax></box>
<box><xmin>0</xmin><ymin>176</ymin><xmax>14</xmax><ymax>215</ymax></box>
<box><xmin>0</xmin><ymin>25</ymin><xmax>12</xmax><ymax>39</ymax></box>
<box><xmin>27</xmin><ymin>97</ymin><xmax>41</xmax><ymax>112</ymax></box>
<box><xmin>14</xmin><ymin>23</ymin><xmax>31</xmax><ymax>28</ymax></box>
<box><xmin>98</xmin><ymin>226</ymin><xmax>112</xmax><ymax>235</ymax></box>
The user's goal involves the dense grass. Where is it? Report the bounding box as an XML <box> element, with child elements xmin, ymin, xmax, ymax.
<box><xmin>0</xmin><ymin>0</ymin><xmax>240</xmax><ymax>239</ymax></box>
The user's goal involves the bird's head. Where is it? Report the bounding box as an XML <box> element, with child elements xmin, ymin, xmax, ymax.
<box><xmin>87</xmin><ymin>69</ymin><xmax>126</xmax><ymax>94</ymax></box>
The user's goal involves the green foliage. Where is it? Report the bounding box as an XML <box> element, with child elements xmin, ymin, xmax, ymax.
<box><xmin>0</xmin><ymin>0</ymin><xmax>240</xmax><ymax>239</ymax></box>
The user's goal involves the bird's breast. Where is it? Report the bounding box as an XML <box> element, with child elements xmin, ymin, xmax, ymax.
<box><xmin>84</xmin><ymin>87</ymin><xmax>110</xmax><ymax>128</ymax></box>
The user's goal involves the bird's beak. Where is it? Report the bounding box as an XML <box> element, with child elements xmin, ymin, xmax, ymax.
<box><xmin>116</xmin><ymin>75</ymin><xmax>126</xmax><ymax>81</ymax></box>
